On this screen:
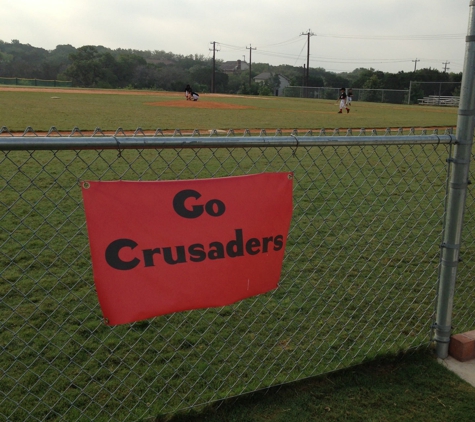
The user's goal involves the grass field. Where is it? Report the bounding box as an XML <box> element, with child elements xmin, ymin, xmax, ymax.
<box><xmin>160</xmin><ymin>348</ymin><xmax>475</xmax><ymax>422</ymax></box>
<box><xmin>1</xmin><ymin>87</ymin><xmax>474</xmax><ymax>421</ymax></box>
<box><xmin>0</xmin><ymin>87</ymin><xmax>459</xmax><ymax>132</ymax></box>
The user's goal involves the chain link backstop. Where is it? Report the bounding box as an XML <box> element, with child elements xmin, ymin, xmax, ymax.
<box><xmin>1</xmin><ymin>128</ymin><xmax>474</xmax><ymax>421</ymax></box>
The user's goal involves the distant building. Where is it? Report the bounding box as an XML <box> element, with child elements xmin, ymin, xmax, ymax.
<box><xmin>253</xmin><ymin>72</ymin><xmax>291</xmax><ymax>96</ymax></box>
<box><xmin>220</xmin><ymin>59</ymin><xmax>249</xmax><ymax>74</ymax></box>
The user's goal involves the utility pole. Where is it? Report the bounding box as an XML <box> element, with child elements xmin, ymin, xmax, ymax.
<box><xmin>412</xmin><ymin>58</ymin><xmax>420</xmax><ymax>72</ymax></box>
<box><xmin>442</xmin><ymin>61</ymin><xmax>450</xmax><ymax>72</ymax></box>
<box><xmin>300</xmin><ymin>29</ymin><xmax>315</xmax><ymax>87</ymax></box>
<box><xmin>246</xmin><ymin>44</ymin><xmax>256</xmax><ymax>88</ymax></box>
<box><xmin>209</xmin><ymin>41</ymin><xmax>218</xmax><ymax>93</ymax></box>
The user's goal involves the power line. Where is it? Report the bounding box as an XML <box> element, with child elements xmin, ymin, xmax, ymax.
<box><xmin>217</xmin><ymin>31</ymin><xmax>462</xmax><ymax>67</ymax></box>
<box><xmin>218</xmin><ymin>43</ymin><xmax>247</xmax><ymax>51</ymax></box>
<box><xmin>226</xmin><ymin>48</ymin><xmax>460</xmax><ymax>71</ymax></box>
<box><xmin>318</xmin><ymin>33</ymin><xmax>464</xmax><ymax>40</ymax></box>
<box><xmin>259</xmin><ymin>36</ymin><xmax>302</xmax><ymax>48</ymax></box>
<box><xmin>214</xmin><ymin>31</ymin><xmax>464</xmax><ymax>74</ymax></box>
<box><xmin>217</xmin><ymin>38</ymin><xmax>302</xmax><ymax>55</ymax></box>
<box><xmin>218</xmin><ymin>33</ymin><xmax>463</xmax><ymax>53</ymax></box>
<box><xmin>257</xmin><ymin>49</ymin><xmax>414</xmax><ymax>64</ymax></box>
<box><xmin>292</xmin><ymin>42</ymin><xmax>307</xmax><ymax>66</ymax></box>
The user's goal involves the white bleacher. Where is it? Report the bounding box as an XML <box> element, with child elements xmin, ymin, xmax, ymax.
<box><xmin>418</xmin><ymin>95</ymin><xmax>460</xmax><ymax>106</ymax></box>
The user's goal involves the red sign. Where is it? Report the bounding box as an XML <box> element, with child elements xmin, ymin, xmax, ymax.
<box><xmin>81</xmin><ymin>173</ymin><xmax>293</xmax><ymax>325</ymax></box>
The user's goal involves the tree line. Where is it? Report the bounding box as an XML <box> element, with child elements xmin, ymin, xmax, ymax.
<box><xmin>0</xmin><ymin>39</ymin><xmax>463</xmax><ymax>100</ymax></box>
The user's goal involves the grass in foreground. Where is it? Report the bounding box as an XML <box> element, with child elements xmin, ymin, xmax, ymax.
<box><xmin>159</xmin><ymin>348</ymin><xmax>475</xmax><ymax>422</ymax></box>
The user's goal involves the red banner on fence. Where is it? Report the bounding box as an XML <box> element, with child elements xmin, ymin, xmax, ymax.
<box><xmin>81</xmin><ymin>173</ymin><xmax>293</xmax><ymax>325</ymax></box>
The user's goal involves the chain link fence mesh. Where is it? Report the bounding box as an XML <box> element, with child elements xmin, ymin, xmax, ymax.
<box><xmin>284</xmin><ymin>86</ymin><xmax>409</xmax><ymax>104</ymax></box>
<box><xmin>0</xmin><ymin>77</ymin><xmax>72</xmax><ymax>87</ymax></box>
<box><xmin>1</xmin><ymin>130</ymin><xmax>473</xmax><ymax>421</ymax></box>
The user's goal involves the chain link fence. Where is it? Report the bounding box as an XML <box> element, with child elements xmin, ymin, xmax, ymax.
<box><xmin>0</xmin><ymin>77</ymin><xmax>72</xmax><ymax>87</ymax></box>
<box><xmin>1</xmin><ymin>127</ymin><xmax>474</xmax><ymax>421</ymax></box>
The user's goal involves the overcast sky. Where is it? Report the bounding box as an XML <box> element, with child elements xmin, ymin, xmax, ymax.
<box><xmin>2</xmin><ymin>0</ymin><xmax>471</xmax><ymax>74</ymax></box>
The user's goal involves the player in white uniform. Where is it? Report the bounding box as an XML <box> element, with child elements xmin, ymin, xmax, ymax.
<box><xmin>347</xmin><ymin>88</ymin><xmax>353</xmax><ymax>106</ymax></box>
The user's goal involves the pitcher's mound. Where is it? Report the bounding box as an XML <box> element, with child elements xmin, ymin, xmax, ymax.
<box><xmin>145</xmin><ymin>100</ymin><xmax>253</xmax><ymax>110</ymax></box>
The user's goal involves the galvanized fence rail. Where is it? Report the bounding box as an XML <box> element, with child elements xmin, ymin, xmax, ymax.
<box><xmin>1</xmin><ymin>128</ymin><xmax>474</xmax><ymax>421</ymax></box>
<box><xmin>453</xmin><ymin>147</ymin><xmax>475</xmax><ymax>331</ymax></box>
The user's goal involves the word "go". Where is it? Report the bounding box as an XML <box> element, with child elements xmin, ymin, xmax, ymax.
<box><xmin>173</xmin><ymin>189</ymin><xmax>226</xmax><ymax>219</ymax></box>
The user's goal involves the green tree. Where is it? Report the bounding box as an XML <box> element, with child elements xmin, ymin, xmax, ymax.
<box><xmin>98</xmin><ymin>53</ymin><xmax>119</xmax><ymax>88</ymax></box>
<box><xmin>322</xmin><ymin>72</ymin><xmax>350</xmax><ymax>89</ymax></box>
<box><xmin>307</xmin><ymin>68</ymin><xmax>325</xmax><ymax>87</ymax></box>
<box><xmin>226</xmin><ymin>72</ymin><xmax>250</xmax><ymax>94</ymax></box>
<box><xmin>258</xmin><ymin>84</ymin><xmax>273</xmax><ymax>96</ymax></box>
<box><xmin>116</xmin><ymin>54</ymin><xmax>147</xmax><ymax>87</ymax></box>
<box><xmin>214</xmin><ymin>70</ymin><xmax>229</xmax><ymax>93</ymax></box>
<box><xmin>0</xmin><ymin>40</ymin><xmax>48</xmax><ymax>78</ymax></box>
<box><xmin>406</xmin><ymin>82</ymin><xmax>424</xmax><ymax>104</ymax></box>
<box><xmin>361</xmin><ymin>74</ymin><xmax>383</xmax><ymax>102</ymax></box>
<box><xmin>41</xmin><ymin>44</ymin><xmax>75</xmax><ymax>80</ymax></box>
<box><xmin>65</xmin><ymin>46</ymin><xmax>103</xmax><ymax>87</ymax></box>
<box><xmin>154</xmin><ymin>65</ymin><xmax>188</xmax><ymax>91</ymax></box>
<box><xmin>189</xmin><ymin>64</ymin><xmax>213</xmax><ymax>89</ymax></box>
<box><xmin>132</xmin><ymin>64</ymin><xmax>161</xmax><ymax>89</ymax></box>
<box><xmin>349</xmin><ymin>68</ymin><xmax>376</xmax><ymax>88</ymax></box>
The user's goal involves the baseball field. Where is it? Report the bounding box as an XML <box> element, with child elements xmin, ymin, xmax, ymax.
<box><xmin>0</xmin><ymin>86</ymin><xmax>458</xmax><ymax>133</ymax></box>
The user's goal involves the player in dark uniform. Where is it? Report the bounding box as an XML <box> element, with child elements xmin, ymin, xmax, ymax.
<box><xmin>338</xmin><ymin>88</ymin><xmax>350</xmax><ymax>113</ymax></box>
<box><xmin>185</xmin><ymin>84</ymin><xmax>192</xmax><ymax>100</ymax></box>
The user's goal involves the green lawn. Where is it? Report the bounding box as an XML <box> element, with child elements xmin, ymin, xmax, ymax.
<box><xmin>159</xmin><ymin>348</ymin><xmax>475</xmax><ymax>422</ymax></box>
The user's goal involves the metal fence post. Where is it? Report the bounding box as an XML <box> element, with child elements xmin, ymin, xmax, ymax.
<box><xmin>434</xmin><ymin>0</ymin><xmax>475</xmax><ymax>359</ymax></box>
